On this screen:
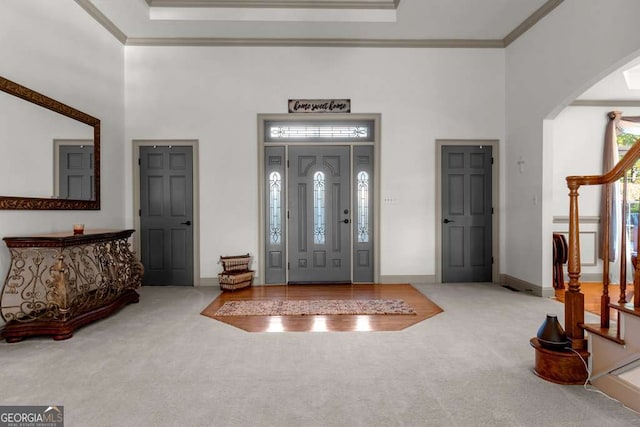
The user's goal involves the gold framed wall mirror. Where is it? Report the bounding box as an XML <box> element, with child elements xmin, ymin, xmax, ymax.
<box><xmin>0</xmin><ymin>76</ymin><xmax>100</xmax><ymax>210</ymax></box>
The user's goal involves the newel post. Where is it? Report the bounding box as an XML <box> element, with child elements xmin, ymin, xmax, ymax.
<box><xmin>565</xmin><ymin>178</ymin><xmax>586</xmax><ymax>349</ymax></box>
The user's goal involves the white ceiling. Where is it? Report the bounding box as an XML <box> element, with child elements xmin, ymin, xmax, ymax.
<box><xmin>577</xmin><ymin>57</ymin><xmax>640</xmax><ymax>102</ymax></box>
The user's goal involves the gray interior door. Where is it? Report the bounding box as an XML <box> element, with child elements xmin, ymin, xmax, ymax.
<box><xmin>140</xmin><ymin>146</ymin><xmax>193</xmax><ymax>286</ymax></box>
<box><xmin>442</xmin><ymin>145</ymin><xmax>492</xmax><ymax>282</ymax></box>
<box><xmin>288</xmin><ymin>145</ymin><xmax>351</xmax><ymax>283</ymax></box>
<box><xmin>59</xmin><ymin>145</ymin><xmax>94</xmax><ymax>200</ymax></box>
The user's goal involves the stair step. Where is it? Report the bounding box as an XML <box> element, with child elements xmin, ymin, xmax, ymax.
<box><xmin>614</xmin><ymin>362</ymin><xmax>640</xmax><ymax>389</ymax></box>
<box><xmin>581</xmin><ymin>323</ymin><xmax>625</xmax><ymax>345</ymax></box>
<box><xmin>592</xmin><ymin>374</ymin><xmax>640</xmax><ymax>413</ymax></box>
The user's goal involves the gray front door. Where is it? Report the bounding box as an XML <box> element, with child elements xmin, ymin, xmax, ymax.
<box><xmin>288</xmin><ymin>145</ymin><xmax>351</xmax><ymax>283</ymax></box>
<box><xmin>140</xmin><ymin>146</ymin><xmax>194</xmax><ymax>286</ymax></box>
<box><xmin>442</xmin><ymin>145</ymin><xmax>493</xmax><ymax>282</ymax></box>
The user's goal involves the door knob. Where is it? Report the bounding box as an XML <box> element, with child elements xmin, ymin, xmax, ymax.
<box><xmin>181</xmin><ymin>220</ymin><xmax>192</xmax><ymax>226</ymax></box>
<box><xmin>340</xmin><ymin>219</ymin><xmax>350</xmax><ymax>224</ymax></box>
<box><xmin>443</xmin><ymin>219</ymin><xmax>454</xmax><ymax>224</ymax></box>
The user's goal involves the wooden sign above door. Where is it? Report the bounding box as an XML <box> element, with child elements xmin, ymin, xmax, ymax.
<box><xmin>288</xmin><ymin>99</ymin><xmax>351</xmax><ymax>113</ymax></box>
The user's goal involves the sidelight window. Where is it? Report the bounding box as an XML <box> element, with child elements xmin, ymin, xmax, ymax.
<box><xmin>269</xmin><ymin>171</ymin><xmax>282</xmax><ymax>244</ymax></box>
<box><xmin>357</xmin><ymin>171</ymin><xmax>369</xmax><ymax>243</ymax></box>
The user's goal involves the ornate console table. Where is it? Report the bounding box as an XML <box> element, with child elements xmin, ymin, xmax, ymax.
<box><xmin>0</xmin><ymin>229</ymin><xmax>143</xmax><ymax>342</ymax></box>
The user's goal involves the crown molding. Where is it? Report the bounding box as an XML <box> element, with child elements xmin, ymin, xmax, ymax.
<box><xmin>74</xmin><ymin>0</ymin><xmax>127</xmax><ymax>44</ymax></box>
<box><xmin>570</xmin><ymin>100</ymin><xmax>640</xmax><ymax>107</ymax></box>
<box><xmin>144</xmin><ymin>0</ymin><xmax>399</xmax><ymax>9</ymax></box>
<box><xmin>125</xmin><ymin>37</ymin><xmax>504</xmax><ymax>48</ymax></box>
<box><xmin>503</xmin><ymin>0</ymin><xmax>563</xmax><ymax>47</ymax></box>
<box><xmin>78</xmin><ymin>0</ymin><xmax>560</xmax><ymax>49</ymax></box>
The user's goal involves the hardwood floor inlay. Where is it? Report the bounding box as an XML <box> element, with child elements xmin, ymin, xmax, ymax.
<box><xmin>200</xmin><ymin>283</ymin><xmax>443</xmax><ymax>332</ymax></box>
<box><xmin>554</xmin><ymin>283</ymin><xmax>635</xmax><ymax>317</ymax></box>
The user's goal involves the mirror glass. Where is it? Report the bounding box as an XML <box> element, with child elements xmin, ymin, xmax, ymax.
<box><xmin>0</xmin><ymin>76</ymin><xmax>100</xmax><ymax>210</ymax></box>
<box><xmin>54</xmin><ymin>141</ymin><xmax>94</xmax><ymax>200</ymax></box>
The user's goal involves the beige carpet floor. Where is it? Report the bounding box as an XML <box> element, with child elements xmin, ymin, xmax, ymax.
<box><xmin>0</xmin><ymin>283</ymin><xmax>638</xmax><ymax>426</ymax></box>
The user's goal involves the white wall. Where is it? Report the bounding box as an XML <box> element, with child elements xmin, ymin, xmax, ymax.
<box><xmin>552</xmin><ymin>107</ymin><xmax>609</xmax><ymax>218</ymax></box>
<box><xmin>552</xmin><ymin>106</ymin><xmax>640</xmax><ymax>215</ymax></box>
<box><xmin>15</xmin><ymin>0</ymin><xmax>640</xmax><ymax>291</ymax></box>
<box><xmin>0</xmin><ymin>1</ymin><xmax>125</xmax><ymax>287</ymax></box>
<box><xmin>506</xmin><ymin>0</ymin><xmax>640</xmax><ymax>289</ymax></box>
<box><xmin>551</xmin><ymin>106</ymin><xmax>640</xmax><ymax>279</ymax></box>
<box><xmin>125</xmin><ymin>46</ymin><xmax>506</xmax><ymax>280</ymax></box>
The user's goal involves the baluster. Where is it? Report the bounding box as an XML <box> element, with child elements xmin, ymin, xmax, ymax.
<box><xmin>566</xmin><ymin>179</ymin><xmax>585</xmax><ymax>349</ymax></box>
<box><xmin>620</xmin><ymin>172</ymin><xmax>629</xmax><ymax>304</ymax></box>
<box><xmin>636</xmin><ymin>209</ymin><xmax>640</xmax><ymax>309</ymax></box>
<box><xmin>602</xmin><ymin>182</ymin><xmax>611</xmax><ymax>328</ymax></box>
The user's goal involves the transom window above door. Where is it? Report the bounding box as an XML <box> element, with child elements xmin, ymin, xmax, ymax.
<box><xmin>264</xmin><ymin>120</ymin><xmax>375</xmax><ymax>142</ymax></box>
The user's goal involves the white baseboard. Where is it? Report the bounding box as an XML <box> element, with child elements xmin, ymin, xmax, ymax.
<box><xmin>500</xmin><ymin>274</ymin><xmax>553</xmax><ymax>297</ymax></box>
<box><xmin>379</xmin><ymin>275</ymin><xmax>436</xmax><ymax>284</ymax></box>
<box><xmin>198</xmin><ymin>277</ymin><xmax>219</xmax><ymax>287</ymax></box>
<box><xmin>576</xmin><ymin>273</ymin><xmax>602</xmax><ymax>283</ymax></box>
<box><xmin>199</xmin><ymin>275</ymin><xmax>436</xmax><ymax>286</ymax></box>
<box><xmin>200</xmin><ymin>274</ymin><xmax>556</xmax><ymax>296</ymax></box>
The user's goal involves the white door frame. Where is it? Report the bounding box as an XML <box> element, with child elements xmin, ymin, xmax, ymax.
<box><xmin>258</xmin><ymin>113</ymin><xmax>381</xmax><ymax>285</ymax></box>
<box><xmin>435</xmin><ymin>139</ymin><xmax>500</xmax><ymax>283</ymax></box>
<box><xmin>132</xmin><ymin>139</ymin><xmax>201</xmax><ymax>286</ymax></box>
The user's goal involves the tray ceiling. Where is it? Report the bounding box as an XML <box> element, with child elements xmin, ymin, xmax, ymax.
<box><xmin>79</xmin><ymin>0</ymin><xmax>563</xmax><ymax>47</ymax></box>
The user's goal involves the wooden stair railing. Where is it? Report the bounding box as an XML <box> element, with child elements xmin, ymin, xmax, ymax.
<box><xmin>566</xmin><ymin>140</ymin><xmax>640</xmax><ymax>349</ymax></box>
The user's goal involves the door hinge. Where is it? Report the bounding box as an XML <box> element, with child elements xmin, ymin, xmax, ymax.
<box><xmin>138</xmin><ymin>209</ymin><xmax>141</xmax><ymax>216</ymax></box>
<box><xmin>287</xmin><ymin>210</ymin><xmax>290</xmax><ymax>219</ymax></box>
<box><xmin>287</xmin><ymin>262</ymin><xmax>290</xmax><ymax>270</ymax></box>
<box><xmin>491</xmin><ymin>257</ymin><xmax>494</xmax><ymax>265</ymax></box>
<box><xmin>287</xmin><ymin>160</ymin><xmax>290</xmax><ymax>168</ymax></box>
<box><xmin>138</xmin><ymin>158</ymin><xmax>141</xmax><ymax>165</ymax></box>
<box><xmin>491</xmin><ymin>207</ymin><xmax>494</xmax><ymax>214</ymax></box>
<box><xmin>491</xmin><ymin>157</ymin><xmax>494</xmax><ymax>164</ymax></box>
